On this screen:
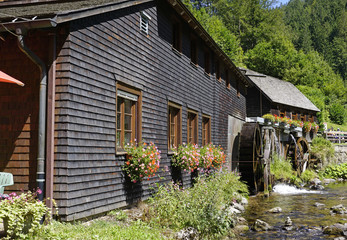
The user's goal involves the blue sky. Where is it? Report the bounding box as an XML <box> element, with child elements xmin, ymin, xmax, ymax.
<box><xmin>273</xmin><ymin>0</ymin><xmax>290</xmax><ymax>7</ymax></box>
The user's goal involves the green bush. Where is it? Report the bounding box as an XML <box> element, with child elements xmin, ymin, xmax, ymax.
<box><xmin>148</xmin><ymin>171</ymin><xmax>248</xmax><ymax>239</ymax></box>
<box><xmin>322</xmin><ymin>163</ymin><xmax>347</xmax><ymax>180</ymax></box>
<box><xmin>310</xmin><ymin>137</ymin><xmax>335</xmax><ymax>166</ymax></box>
<box><xmin>329</xmin><ymin>103</ymin><xmax>345</xmax><ymax>125</ymax></box>
<box><xmin>300</xmin><ymin>169</ymin><xmax>318</xmax><ymax>183</ymax></box>
<box><xmin>0</xmin><ymin>189</ymin><xmax>51</xmax><ymax>239</ymax></box>
<box><xmin>270</xmin><ymin>154</ymin><xmax>295</xmax><ymax>181</ymax></box>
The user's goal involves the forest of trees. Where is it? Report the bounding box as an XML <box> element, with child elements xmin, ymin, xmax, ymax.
<box><xmin>183</xmin><ymin>0</ymin><xmax>346</xmax><ymax>126</ymax></box>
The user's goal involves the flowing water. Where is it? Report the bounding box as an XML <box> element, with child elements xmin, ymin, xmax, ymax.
<box><xmin>241</xmin><ymin>182</ymin><xmax>347</xmax><ymax>239</ymax></box>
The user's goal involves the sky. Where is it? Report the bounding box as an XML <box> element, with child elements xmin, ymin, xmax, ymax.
<box><xmin>273</xmin><ymin>0</ymin><xmax>290</xmax><ymax>8</ymax></box>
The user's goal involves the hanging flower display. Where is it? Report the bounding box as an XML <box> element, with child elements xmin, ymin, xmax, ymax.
<box><xmin>172</xmin><ymin>143</ymin><xmax>200</xmax><ymax>172</ymax></box>
<box><xmin>123</xmin><ymin>140</ymin><xmax>161</xmax><ymax>183</ymax></box>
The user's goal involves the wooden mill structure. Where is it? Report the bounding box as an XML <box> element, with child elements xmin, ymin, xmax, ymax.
<box><xmin>238</xmin><ymin>69</ymin><xmax>320</xmax><ymax>194</ymax></box>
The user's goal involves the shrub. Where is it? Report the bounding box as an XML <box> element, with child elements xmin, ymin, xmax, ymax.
<box><xmin>300</xmin><ymin>169</ymin><xmax>318</xmax><ymax>183</ymax></box>
<box><xmin>322</xmin><ymin>163</ymin><xmax>347</xmax><ymax>180</ymax></box>
<box><xmin>270</xmin><ymin>154</ymin><xmax>295</xmax><ymax>181</ymax></box>
<box><xmin>148</xmin><ymin>171</ymin><xmax>248</xmax><ymax>239</ymax></box>
<box><xmin>310</xmin><ymin>137</ymin><xmax>335</xmax><ymax>166</ymax></box>
<box><xmin>0</xmin><ymin>189</ymin><xmax>51</xmax><ymax>239</ymax></box>
<box><xmin>123</xmin><ymin>141</ymin><xmax>161</xmax><ymax>183</ymax></box>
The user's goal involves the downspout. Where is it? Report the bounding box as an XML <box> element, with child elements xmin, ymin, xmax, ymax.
<box><xmin>16</xmin><ymin>28</ymin><xmax>47</xmax><ymax>201</ymax></box>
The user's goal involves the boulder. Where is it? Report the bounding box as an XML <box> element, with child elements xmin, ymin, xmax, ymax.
<box><xmin>283</xmin><ymin>217</ymin><xmax>294</xmax><ymax>231</ymax></box>
<box><xmin>240</xmin><ymin>197</ymin><xmax>248</xmax><ymax>206</ymax></box>
<box><xmin>322</xmin><ymin>178</ymin><xmax>336</xmax><ymax>185</ymax></box>
<box><xmin>311</xmin><ymin>178</ymin><xmax>322</xmax><ymax>186</ymax></box>
<box><xmin>233</xmin><ymin>225</ymin><xmax>249</xmax><ymax>234</ymax></box>
<box><xmin>323</xmin><ymin>223</ymin><xmax>347</xmax><ymax>236</ymax></box>
<box><xmin>236</xmin><ymin>217</ymin><xmax>248</xmax><ymax>225</ymax></box>
<box><xmin>331</xmin><ymin>204</ymin><xmax>347</xmax><ymax>214</ymax></box>
<box><xmin>176</xmin><ymin>227</ymin><xmax>198</xmax><ymax>240</ymax></box>
<box><xmin>268</xmin><ymin>207</ymin><xmax>282</xmax><ymax>213</ymax></box>
<box><xmin>232</xmin><ymin>202</ymin><xmax>245</xmax><ymax>212</ymax></box>
<box><xmin>226</xmin><ymin>206</ymin><xmax>241</xmax><ymax>215</ymax></box>
<box><xmin>252</xmin><ymin>219</ymin><xmax>272</xmax><ymax>231</ymax></box>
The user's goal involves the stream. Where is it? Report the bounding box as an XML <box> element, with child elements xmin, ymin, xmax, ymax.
<box><xmin>242</xmin><ymin>182</ymin><xmax>347</xmax><ymax>239</ymax></box>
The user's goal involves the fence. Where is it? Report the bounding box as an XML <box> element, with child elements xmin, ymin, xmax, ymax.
<box><xmin>325</xmin><ymin>131</ymin><xmax>347</xmax><ymax>144</ymax></box>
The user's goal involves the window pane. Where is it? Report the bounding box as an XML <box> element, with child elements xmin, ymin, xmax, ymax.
<box><xmin>117</xmin><ymin>113</ymin><xmax>121</xmax><ymax>129</ymax></box>
<box><xmin>117</xmin><ymin>97</ymin><xmax>122</xmax><ymax>112</ymax></box>
<box><xmin>116</xmin><ymin>131</ymin><xmax>121</xmax><ymax>147</ymax></box>
<box><xmin>124</xmin><ymin>115</ymin><xmax>132</xmax><ymax>130</ymax></box>
<box><xmin>124</xmin><ymin>99</ymin><xmax>132</xmax><ymax>114</ymax></box>
<box><xmin>124</xmin><ymin>132</ymin><xmax>131</xmax><ymax>145</ymax></box>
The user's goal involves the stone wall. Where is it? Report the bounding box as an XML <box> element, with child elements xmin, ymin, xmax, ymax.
<box><xmin>334</xmin><ymin>145</ymin><xmax>347</xmax><ymax>164</ymax></box>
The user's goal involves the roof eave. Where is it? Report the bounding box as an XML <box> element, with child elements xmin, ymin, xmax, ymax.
<box><xmin>0</xmin><ymin>18</ymin><xmax>57</xmax><ymax>32</ymax></box>
<box><xmin>56</xmin><ymin>0</ymin><xmax>153</xmax><ymax>24</ymax></box>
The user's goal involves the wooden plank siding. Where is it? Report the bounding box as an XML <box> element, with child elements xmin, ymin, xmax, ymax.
<box><xmin>51</xmin><ymin>0</ymin><xmax>247</xmax><ymax>220</ymax></box>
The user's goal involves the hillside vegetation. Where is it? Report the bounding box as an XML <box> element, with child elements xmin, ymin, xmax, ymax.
<box><xmin>184</xmin><ymin>0</ymin><xmax>347</xmax><ymax>127</ymax></box>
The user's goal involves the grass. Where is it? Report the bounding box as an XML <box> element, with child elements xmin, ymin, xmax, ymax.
<box><xmin>30</xmin><ymin>171</ymin><xmax>249</xmax><ymax>240</ymax></box>
<box><xmin>33</xmin><ymin>219</ymin><xmax>170</xmax><ymax>240</ymax></box>
<box><xmin>326</xmin><ymin>122</ymin><xmax>347</xmax><ymax>132</ymax></box>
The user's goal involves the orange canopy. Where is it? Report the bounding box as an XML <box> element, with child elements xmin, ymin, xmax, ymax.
<box><xmin>0</xmin><ymin>71</ymin><xmax>24</xmax><ymax>86</ymax></box>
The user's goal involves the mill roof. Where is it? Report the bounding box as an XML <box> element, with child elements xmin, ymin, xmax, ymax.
<box><xmin>241</xmin><ymin>68</ymin><xmax>320</xmax><ymax>112</ymax></box>
<box><xmin>0</xmin><ymin>0</ymin><xmax>251</xmax><ymax>87</ymax></box>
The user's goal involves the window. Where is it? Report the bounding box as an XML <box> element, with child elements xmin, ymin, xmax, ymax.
<box><xmin>204</xmin><ymin>49</ymin><xmax>210</xmax><ymax>74</ymax></box>
<box><xmin>225</xmin><ymin>70</ymin><xmax>230</xmax><ymax>89</ymax></box>
<box><xmin>168</xmin><ymin>102</ymin><xmax>182</xmax><ymax>150</ymax></box>
<box><xmin>202</xmin><ymin>115</ymin><xmax>211</xmax><ymax>146</ymax></box>
<box><xmin>140</xmin><ymin>11</ymin><xmax>151</xmax><ymax>34</ymax></box>
<box><xmin>116</xmin><ymin>85</ymin><xmax>142</xmax><ymax>152</ymax></box>
<box><xmin>216</xmin><ymin>61</ymin><xmax>221</xmax><ymax>81</ymax></box>
<box><xmin>190</xmin><ymin>37</ymin><xmax>198</xmax><ymax>65</ymax></box>
<box><xmin>187</xmin><ymin>110</ymin><xmax>198</xmax><ymax>144</ymax></box>
<box><xmin>172</xmin><ymin>20</ymin><xmax>181</xmax><ymax>52</ymax></box>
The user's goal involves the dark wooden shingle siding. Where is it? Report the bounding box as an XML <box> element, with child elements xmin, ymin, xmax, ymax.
<box><xmin>54</xmin><ymin>1</ymin><xmax>246</xmax><ymax>220</ymax></box>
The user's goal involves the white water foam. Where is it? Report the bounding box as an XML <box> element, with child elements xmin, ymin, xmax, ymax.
<box><xmin>273</xmin><ymin>183</ymin><xmax>322</xmax><ymax>195</ymax></box>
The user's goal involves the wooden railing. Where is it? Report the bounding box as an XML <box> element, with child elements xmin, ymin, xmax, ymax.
<box><xmin>325</xmin><ymin>131</ymin><xmax>347</xmax><ymax>144</ymax></box>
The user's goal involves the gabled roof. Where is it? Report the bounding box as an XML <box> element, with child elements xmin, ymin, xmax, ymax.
<box><xmin>0</xmin><ymin>0</ymin><xmax>251</xmax><ymax>87</ymax></box>
<box><xmin>241</xmin><ymin>68</ymin><xmax>320</xmax><ymax>112</ymax></box>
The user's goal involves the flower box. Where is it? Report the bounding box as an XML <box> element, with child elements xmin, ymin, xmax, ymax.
<box><xmin>246</xmin><ymin>117</ymin><xmax>264</xmax><ymax>124</ymax></box>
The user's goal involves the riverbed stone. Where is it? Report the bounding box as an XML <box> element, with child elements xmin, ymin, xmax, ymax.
<box><xmin>314</xmin><ymin>202</ymin><xmax>325</xmax><ymax>207</ymax></box>
<box><xmin>176</xmin><ymin>227</ymin><xmax>198</xmax><ymax>240</ymax></box>
<box><xmin>268</xmin><ymin>207</ymin><xmax>282</xmax><ymax>213</ymax></box>
<box><xmin>252</xmin><ymin>219</ymin><xmax>272</xmax><ymax>231</ymax></box>
<box><xmin>331</xmin><ymin>204</ymin><xmax>347</xmax><ymax>214</ymax></box>
<box><xmin>323</xmin><ymin>178</ymin><xmax>336</xmax><ymax>185</ymax></box>
<box><xmin>232</xmin><ymin>202</ymin><xmax>245</xmax><ymax>212</ymax></box>
<box><xmin>240</xmin><ymin>197</ymin><xmax>248</xmax><ymax>206</ymax></box>
<box><xmin>226</xmin><ymin>206</ymin><xmax>241</xmax><ymax>215</ymax></box>
<box><xmin>237</xmin><ymin>217</ymin><xmax>248</xmax><ymax>225</ymax></box>
<box><xmin>233</xmin><ymin>225</ymin><xmax>249</xmax><ymax>233</ymax></box>
<box><xmin>283</xmin><ymin>217</ymin><xmax>294</xmax><ymax>231</ymax></box>
<box><xmin>323</xmin><ymin>223</ymin><xmax>347</xmax><ymax>236</ymax></box>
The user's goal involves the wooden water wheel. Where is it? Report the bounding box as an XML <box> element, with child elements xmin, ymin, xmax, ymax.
<box><xmin>285</xmin><ymin>137</ymin><xmax>310</xmax><ymax>174</ymax></box>
<box><xmin>239</xmin><ymin>122</ymin><xmax>264</xmax><ymax>194</ymax></box>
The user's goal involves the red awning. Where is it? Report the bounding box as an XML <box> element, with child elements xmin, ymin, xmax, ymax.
<box><xmin>0</xmin><ymin>71</ymin><xmax>24</xmax><ymax>86</ymax></box>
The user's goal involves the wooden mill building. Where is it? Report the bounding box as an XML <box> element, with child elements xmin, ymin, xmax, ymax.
<box><xmin>242</xmin><ymin>68</ymin><xmax>320</xmax><ymax>122</ymax></box>
<box><xmin>0</xmin><ymin>0</ymin><xmax>251</xmax><ymax>220</ymax></box>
